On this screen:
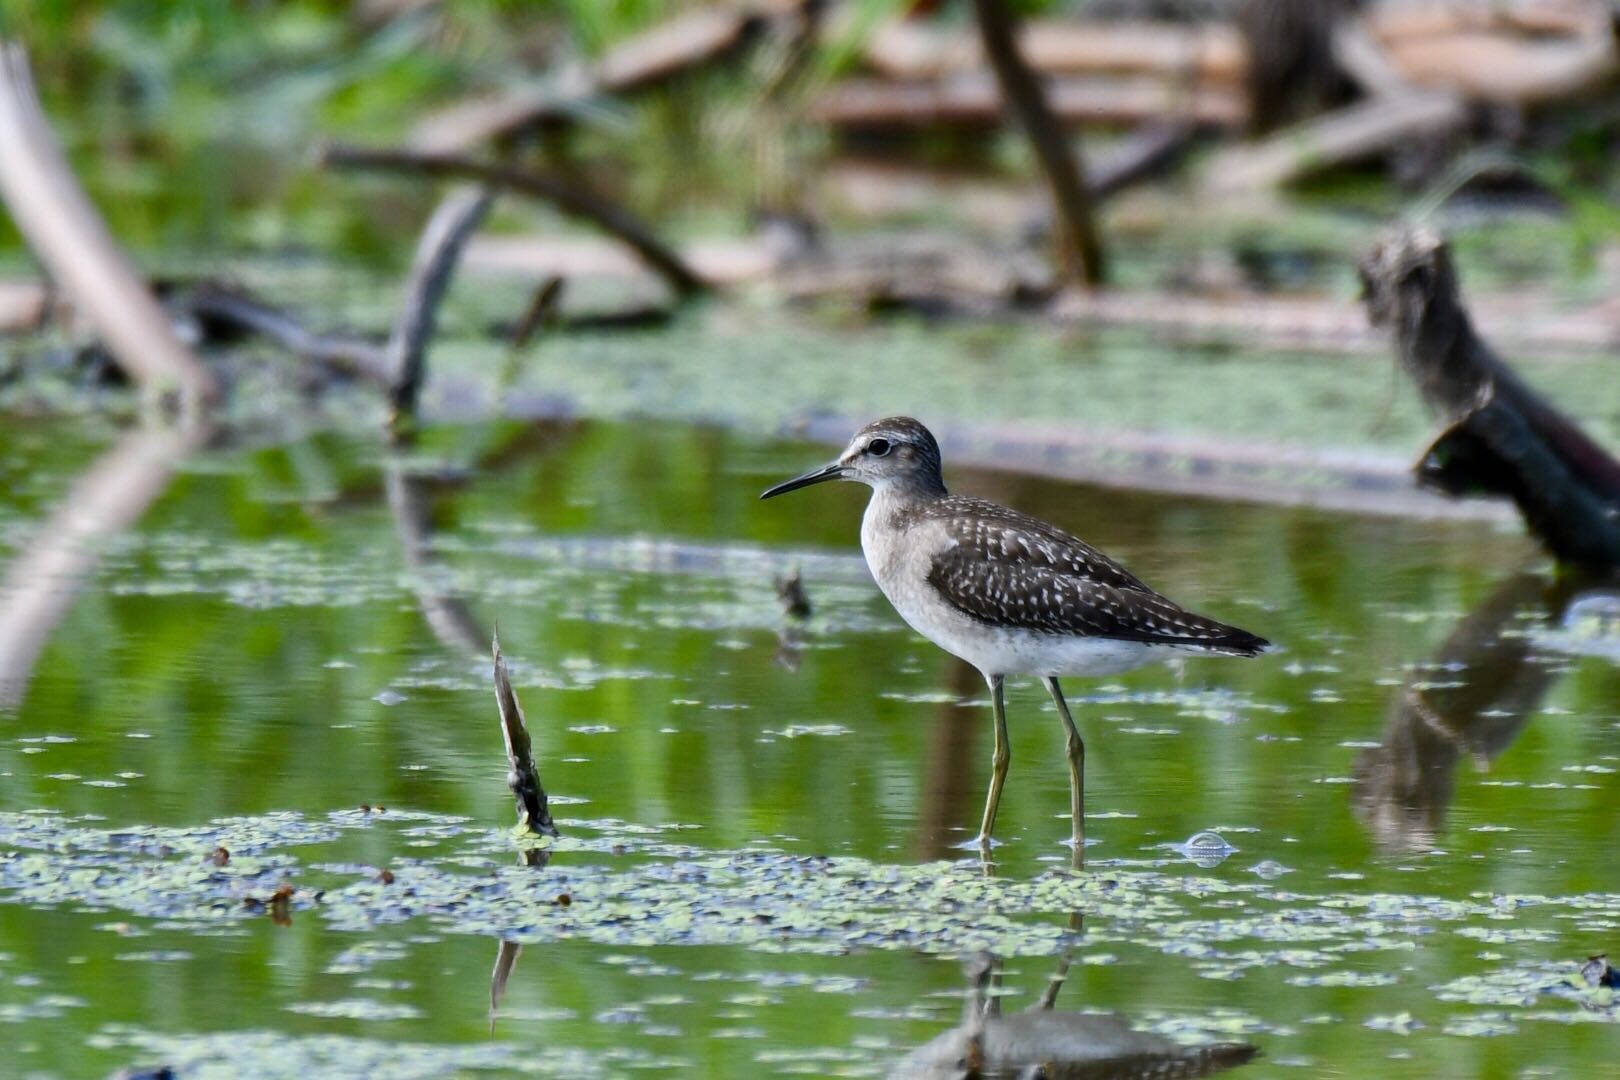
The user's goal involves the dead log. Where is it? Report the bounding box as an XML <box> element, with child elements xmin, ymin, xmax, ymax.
<box><xmin>322</xmin><ymin>144</ymin><xmax>708</xmax><ymax>298</ymax></box>
<box><xmin>862</xmin><ymin>18</ymin><xmax>1248</xmax><ymax>82</ymax></box>
<box><xmin>0</xmin><ymin>43</ymin><xmax>218</xmax><ymax>410</ymax></box>
<box><xmin>811</xmin><ymin>73</ymin><xmax>1248</xmax><ymax>130</ymax></box>
<box><xmin>386</xmin><ymin>186</ymin><xmax>494</xmax><ymax>426</ymax></box>
<box><xmin>1360</xmin><ymin>226</ymin><xmax>1620</xmax><ymax>568</ymax></box>
<box><xmin>491</xmin><ymin>630</ymin><xmax>559</xmax><ymax>838</ymax></box>
<box><xmin>972</xmin><ymin>0</ymin><xmax>1105</xmax><ymax>285</ymax></box>
<box><xmin>409</xmin><ymin>5</ymin><xmax>775</xmax><ymax>152</ymax></box>
<box><xmin>1368</xmin><ymin>0</ymin><xmax>1610</xmax><ymax>43</ymax></box>
<box><xmin>1379</xmin><ymin>25</ymin><xmax>1619</xmax><ymax>104</ymax></box>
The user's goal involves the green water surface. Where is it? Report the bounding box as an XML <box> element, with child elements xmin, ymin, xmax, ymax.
<box><xmin>0</xmin><ymin>416</ymin><xmax>1617</xmax><ymax>1078</ymax></box>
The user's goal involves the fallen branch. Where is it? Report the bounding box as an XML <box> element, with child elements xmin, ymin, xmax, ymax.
<box><xmin>0</xmin><ymin>43</ymin><xmax>218</xmax><ymax>409</ymax></box>
<box><xmin>1203</xmin><ymin>91</ymin><xmax>1466</xmax><ymax>191</ymax></box>
<box><xmin>811</xmin><ymin>73</ymin><xmax>1248</xmax><ymax>130</ymax></box>
<box><xmin>410</xmin><ymin>4</ymin><xmax>774</xmax><ymax>152</ymax></box>
<box><xmin>387</xmin><ymin>186</ymin><xmax>494</xmax><ymax>426</ymax></box>
<box><xmin>863</xmin><ymin>17</ymin><xmax>1247</xmax><ymax>82</ymax></box>
<box><xmin>972</xmin><ymin>0</ymin><xmax>1105</xmax><ymax>285</ymax></box>
<box><xmin>322</xmin><ymin>144</ymin><xmax>708</xmax><ymax>298</ymax></box>
<box><xmin>491</xmin><ymin>630</ymin><xmax>559</xmax><ymax>838</ymax></box>
<box><xmin>1380</xmin><ymin>24</ymin><xmax>1619</xmax><ymax>104</ymax></box>
<box><xmin>1360</xmin><ymin>225</ymin><xmax>1620</xmax><ymax>568</ymax></box>
<box><xmin>1368</xmin><ymin>0</ymin><xmax>1611</xmax><ymax>45</ymax></box>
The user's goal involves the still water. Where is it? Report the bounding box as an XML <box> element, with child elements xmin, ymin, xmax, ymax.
<box><xmin>0</xmin><ymin>416</ymin><xmax>1616</xmax><ymax>1077</ymax></box>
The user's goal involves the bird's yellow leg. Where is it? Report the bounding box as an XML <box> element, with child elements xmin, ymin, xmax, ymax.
<box><xmin>1043</xmin><ymin>676</ymin><xmax>1085</xmax><ymax>868</ymax></box>
<box><xmin>976</xmin><ymin>673</ymin><xmax>1009</xmax><ymax>852</ymax></box>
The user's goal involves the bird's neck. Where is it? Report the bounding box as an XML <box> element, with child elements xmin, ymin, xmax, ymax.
<box><xmin>864</xmin><ymin>475</ymin><xmax>947</xmax><ymax>528</ymax></box>
<box><xmin>875</xmin><ymin>471</ymin><xmax>947</xmax><ymax>502</ymax></box>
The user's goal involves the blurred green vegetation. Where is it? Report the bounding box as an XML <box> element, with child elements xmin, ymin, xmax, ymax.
<box><xmin>0</xmin><ymin>0</ymin><xmax>906</xmax><ymax>262</ymax></box>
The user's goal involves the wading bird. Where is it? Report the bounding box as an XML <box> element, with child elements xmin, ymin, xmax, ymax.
<box><xmin>761</xmin><ymin>417</ymin><xmax>1267</xmax><ymax>858</ymax></box>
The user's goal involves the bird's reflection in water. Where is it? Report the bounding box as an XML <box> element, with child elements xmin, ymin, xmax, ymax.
<box><xmin>891</xmin><ymin>949</ymin><xmax>1258</xmax><ymax>1079</ymax></box>
<box><xmin>1353</xmin><ymin>570</ymin><xmax>1612</xmax><ymax>851</ymax></box>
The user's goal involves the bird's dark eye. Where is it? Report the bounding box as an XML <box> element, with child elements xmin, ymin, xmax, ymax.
<box><xmin>866</xmin><ymin>438</ymin><xmax>892</xmax><ymax>457</ymax></box>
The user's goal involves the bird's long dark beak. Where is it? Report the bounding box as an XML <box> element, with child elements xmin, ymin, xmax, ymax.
<box><xmin>760</xmin><ymin>461</ymin><xmax>844</xmax><ymax>499</ymax></box>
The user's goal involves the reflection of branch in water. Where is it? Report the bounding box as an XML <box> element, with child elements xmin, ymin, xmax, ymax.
<box><xmin>385</xmin><ymin>459</ymin><xmax>487</xmax><ymax>657</ymax></box>
<box><xmin>0</xmin><ymin>424</ymin><xmax>208</xmax><ymax>709</ymax></box>
<box><xmin>489</xmin><ymin>938</ymin><xmax>522</xmax><ymax>1034</ymax></box>
<box><xmin>891</xmin><ymin>946</ymin><xmax>1257</xmax><ymax>1079</ymax></box>
<box><xmin>1353</xmin><ymin>571</ymin><xmax>1587</xmax><ymax>851</ymax></box>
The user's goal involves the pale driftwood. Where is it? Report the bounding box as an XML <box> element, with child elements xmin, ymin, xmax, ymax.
<box><xmin>972</xmin><ymin>0</ymin><xmax>1104</xmax><ymax>285</ymax></box>
<box><xmin>387</xmin><ymin>186</ymin><xmax>494</xmax><ymax>424</ymax></box>
<box><xmin>0</xmin><ymin>424</ymin><xmax>208</xmax><ymax>709</ymax></box>
<box><xmin>323</xmin><ymin>144</ymin><xmax>708</xmax><ymax>297</ymax></box>
<box><xmin>409</xmin><ymin>5</ymin><xmax>772</xmax><ymax>153</ymax></box>
<box><xmin>1367</xmin><ymin>0</ymin><xmax>1608</xmax><ymax>43</ymax></box>
<box><xmin>1361</xmin><ymin>226</ymin><xmax>1620</xmax><ymax>568</ymax></box>
<box><xmin>1202</xmin><ymin>91</ymin><xmax>1466</xmax><ymax>191</ymax></box>
<box><xmin>862</xmin><ymin>18</ymin><xmax>1247</xmax><ymax>82</ymax></box>
<box><xmin>0</xmin><ymin>44</ymin><xmax>218</xmax><ymax>408</ymax></box>
<box><xmin>1332</xmin><ymin>20</ymin><xmax>1419</xmax><ymax>96</ymax></box>
<box><xmin>491</xmin><ymin>630</ymin><xmax>558</xmax><ymax>837</ymax></box>
<box><xmin>811</xmin><ymin>73</ymin><xmax>1248</xmax><ymax>130</ymax></box>
<box><xmin>0</xmin><ymin>280</ymin><xmax>52</xmax><ymax>333</ymax></box>
<box><xmin>1381</xmin><ymin>27</ymin><xmax>1618</xmax><ymax>103</ymax></box>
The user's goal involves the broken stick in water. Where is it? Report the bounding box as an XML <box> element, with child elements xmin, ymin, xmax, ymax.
<box><xmin>491</xmin><ymin>629</ymin><xmax>559</xmax><ymax>837</ymax></box>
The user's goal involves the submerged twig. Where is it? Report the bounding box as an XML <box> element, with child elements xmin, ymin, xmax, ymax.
<box><xmin>0</xmin><ymin>43</ymin><xmax>218</xmax><ymax>410</ymax></box>
<box><xmin>491</xmin><ymin>630</ymin><xmax>559</xmax><ymax>837</ymax></box>
<box><xmin>321</xmin><ymin>144</ymin><xmax>708</xmax><ymax>298</ymax></box>
<box><xmin>387</xmin><ymin>186</ymin><xmax>495</xmax><ymax>427</ymax></box>
<box><xmin>970</xmin><ymin>0</ymin><xmax>1105</xmax><ymax>286</ymax></box>
<box><xmin>507</xmin><ymin>276</ymin><xmax>566</xmax><ymax>352</ymax></box>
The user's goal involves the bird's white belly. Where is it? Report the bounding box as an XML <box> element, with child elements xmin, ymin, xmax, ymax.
<box><xmin>904</xmin><ymin>605</ymin><xmax>1163</xmax><ymax>676</ymax></box>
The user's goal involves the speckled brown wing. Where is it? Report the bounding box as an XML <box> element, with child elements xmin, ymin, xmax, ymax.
<box><xmin>924</xmin><ymin>496</ymin><xmax>1153</xmax><ymax>593</ymax></box>
<box><xmin>924</xmin><ymin>498</ymin><xmax>1268</xmax><ymax>653</ymax></box>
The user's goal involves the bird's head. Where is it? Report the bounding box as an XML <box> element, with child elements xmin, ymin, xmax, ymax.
<box><xmin>760</xmin><ymin>416</ymin><xmax>945</xmax><ymax>499</ymax></box>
